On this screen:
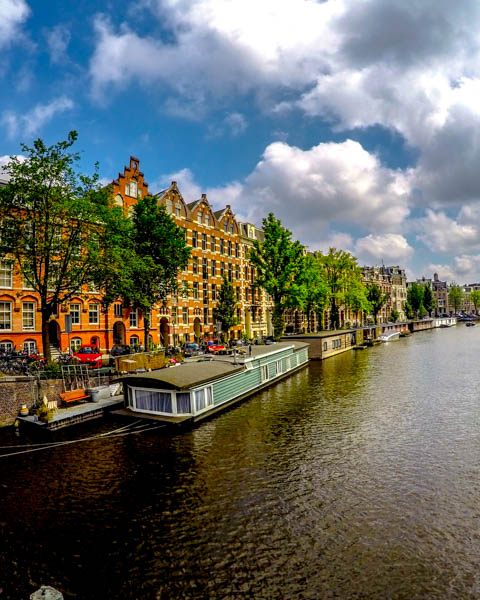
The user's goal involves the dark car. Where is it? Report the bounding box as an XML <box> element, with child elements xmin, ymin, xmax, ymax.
<box><xmin>110</xmin><ymin>344</ymin><xmax>131</xmax><ymax>356</ymax></box>
<box><xmin>184</xmin><ymin>342</ymin><xmax>200</xmax><ymax>357</ymax></box>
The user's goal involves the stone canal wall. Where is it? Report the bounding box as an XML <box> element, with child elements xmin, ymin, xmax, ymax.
<box><xmin>0</xmin><ymin>374</ymin><xmax>121</xmax><ymax>427</ymax></box>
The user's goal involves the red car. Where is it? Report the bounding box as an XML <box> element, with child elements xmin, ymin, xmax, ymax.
<box><xmin>73</xmin><ymin>345</ymin><xmax>103</xmax><ymax>368</ymax></box>
<box><xmin>205</xmin><ymin>339</ymin><xmax>225</xmax><ymax>354</ymax></box>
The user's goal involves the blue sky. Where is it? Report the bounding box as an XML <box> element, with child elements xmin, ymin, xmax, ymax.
<box><xmin>3</xmin><ymin>0</ymin><xmax>480</xmax><ymax>283</ymax></box>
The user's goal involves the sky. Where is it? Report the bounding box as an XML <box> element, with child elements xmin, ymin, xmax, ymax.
<box><xmin>2</xmin><ymin>0</ymin><xmax>480</xmax><ymax>283</ymax></box>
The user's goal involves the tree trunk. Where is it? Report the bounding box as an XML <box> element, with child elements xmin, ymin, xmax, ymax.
<box><xmin>272</xmin><ymin>304</ymin><xmax>284</xmax><ymax>341</ymax></box>
<box><xmin>144</xmin><ymin>316</ymin><xmax>150</xmax><ymax>351</ymax></box>
<box><xmin>330</xmin><ymin>299</ymin><xmax>339</xmax><ymax>330</ymax></box>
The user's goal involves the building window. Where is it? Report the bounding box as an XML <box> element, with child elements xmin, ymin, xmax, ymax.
<box><xmin>235</xmin><ymin>243</ymin><xmax>239</xmax><ymax>257</ymax></box>
<box><xmin>22</xmin><ymin>302</ymin><xmax>35</xmax><ymax>330</ymax></box>
<box><xmin>202</xmin><ymin>234</ymin><xmax>207</xmax><ymax>250</ymax></box>
<box><xmin>221</xmin><ymin>262</ymin><xmax>225</xmax><ymax>277</ymax></box>
<box><xmin>236</xmin><ymin>287</ymin><xmax>241</xmax><ymax>301</ymax></box>
<box><xmin>89</xmin><ymin>303</ymin><xmax>99</xmax><ymax>325</ymax></box>
<box><xmin>0</xmin><ymin>340</ymin><xmax>13</xmax><ymax>352</ymax></box>
<box><xmin>224</xmin><ymin>221</ymin><xmax>228</xmax><ymax>233</ymax></box>
<box><xmin>130</xmin><ymin>335</ymin><xmax>139</xmax><ymax>349</ymax></box>
<box><xmin>205</xmin><ymin>213</ymin><xmax>210</xmax><ymax>226</ymax></box>
<box><xmin>228</xmin><ymin>240</ymin><xmax>232</xmax><ymax>256</ymax></box>
<box><xmin>198</xmin><ymin>211</ymin><xmax>203</xmax><ymax>224</ymax></box>
<box><xmin>175</xmin><ymin>204</ymin><xmax>181</xmax><ymax>217</ymax></box>
<box><xmin>182</xmin><ymin>307</ymin><xmax>189</xmax><ymax>324</ymax></box>
<box><xmin>70</xmin><ymin>338</ymin><xmax>82</xmax><ymax>352</ymax></box>
<box><xmin>230</xmin><ymin>223</ymin><xmax>234</xmax><ymax>234</ymax></box>
<box><xmin>235</xmin><ymin>264</ymin><xmax>240</xmax><ymax>279</ymax></box>
<box><xmin>129</xmin><ymin>309</ymin><xmax>139</xmax><ymax>328</ymax></box>
<box><xmin>23</xmin><ymin>339</ymin><xmax>37</xmax><ymax>354</ymax></box>
<box><xmin>0</xmin><ymin>302</ymin><xmax>11</xmax><ymax>331</ymax></box>
<box><xmin>166</xmin><ymin>199</ymin><xmax>173</xmax><ymax>213</ymax></box>
<box><xmin>211</xmin><ymin>260</ymin><xmax>216</xmax><ymax>277</ymax></box>
<box><xmin>114</xmin><ymin>303</ymin><xmax>122</xmax><ymax>318</ymax></box>
<box><xmin>70</xmin><ymin>303</ymin><xmax>81</xmax><ymax>325</ymax></box>
<box><xmin>237</xmin><ymin>307</ymin><xmax>241</xmax><ymax>321</ymax></box>
<box><xmin>203</xmin><ymin>282</ymin><xmax>208</xmax><ymax>304</ymax></box>
<box><xmin>193</xmin><ymin>282</ymin><xmax>199</xmax><ymax>299</ymax></box>
<box><xmin>191</xmin><ymin>231</ymin><xmax>198</xmax><ymax>248</ymax></box>
<box><xmin>220</xmin><ymin>239</ymin><xmax>225</xmax><ymax>254</ymax></box>
<box><xmin>202</xmin><ymin>258</ymin><xmax>208</xmax><ymax>280</ymax></box>
<box><xmin>210</xmin><ymin>236</ymin><xmax>215</xmax><ymax>252</ymax></box>
<box><xmin>228</xmin><ymin>264</ymin><xmax>233</xmax><ymax>282</ymax></box>
<box><xmin>171</xmin><ymin>307</ymin><xmax>177</xmax><ymax>325</ymax></box>
<box><xmin>0</xmin><ymin>261</ymin><xmax>12</xmax><ymax>288</ymax></box>
<box><xmin>203</xmin><ymin>307</ymin><xmax>209</xmax><ymax>324</ymax></box>
<box><xmin>212</xmin><ymin>284</ymin><xmax>217</xmax><ymax>301</ymax></box>
<box><xmin>192</xmin><ymin>258</ymin><xmax>198</xmax><ymax>275</ymax></box>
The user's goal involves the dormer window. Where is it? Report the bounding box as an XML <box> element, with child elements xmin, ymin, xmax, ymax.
<box><xmin>198</xmin><ymin>211</ymin><xmax>203</xmax><ymax>224</ymax></box>
<box><xmin>230</xmin><ymin>223</ymin><xmax>234</xmax><ymax>234</ymax></box>
<box><xmin>175</xmin><ymin>204</ymin><xmax>181</xmax><ymax>217</ymax></box>
<box><xmin>166</xmin><ymin>199</ymin><xmax>173</xmax><ymax>213</ymax></box>
<box><xmin>224</xmin><ymin>221</ymin><xmax>228</xmax><ymax>232</ymax></box>
<box><xmin>205</xmin><ymin>213</ymin><xmax>210</xmax><ymax>226</ymax></box>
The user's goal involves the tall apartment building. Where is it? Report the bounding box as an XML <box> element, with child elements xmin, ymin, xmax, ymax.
<box><xmin>238</xmin><ymin>222</ymin><xmax>273</xmax><ymax>339</ymax></box>
<box><xmin>0</xmin><ymin>157</ymin><xmax>247</xmax><ymax>355</ymax></box>
<box><xmin>362</xmin><ymin>265</ymin><xmax>407</xmax><ymax>322</ymax></box>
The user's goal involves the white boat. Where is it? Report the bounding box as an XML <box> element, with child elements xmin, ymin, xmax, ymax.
<box><xmin>378</xmin><ymin>331</ymin><xmax>400</xmax><ymax>342</ymax></box>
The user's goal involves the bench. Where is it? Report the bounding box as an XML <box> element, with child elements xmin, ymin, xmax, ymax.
<box><xmin>60</xmin><ymin>389</ymin><xmax>90</xmax><ymax>405</ymax></box>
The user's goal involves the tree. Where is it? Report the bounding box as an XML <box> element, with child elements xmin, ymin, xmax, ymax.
<box><xmin>423</xmin><ymin>284</ymin><xmax>435</xmax><ymax>316</ymax></box>
<box><xmin>448</xmin><ymin>284</ymin><xmax>464</xmax><ymax>314</ymax></box>
<box><xmin>469</xmin><ymin>289</ymin><xmax>480</xmax><ymax>314</ymax></box>
<box><xmin>407</xmin><ymin>282</ymin><xmax>425</xmax><ymax>318</ymax></box>
<box><xmin>299</xmin><ymin>254</ymin><xmax>329</xmax><ymax>332</ymax></box>
<box><xmin>344</xmin><ymin>281</ymin><xmax>371</xmax><ymax>327</ymax></box>
<box><xmin>0</xmin><ymin>131</ymin><xmax>128</xmax><ymax>361</ymax></box>
<box><xmin>213</xmin><ymin>277</ymin><xmax>239</xmax><ymax>341</ymax></box>
<box><xmin>366</xmin><ymin>283</ymin><xmax>390</xmax><ymax>324</ymax></box>
<box><xmin>249</xmin><ymin>213</ymin><xmax>305</xmax><ymax>340</ymax></box>
<box><xmin>390</xmin><ymin>308</ymin><xmax>400</xmax><ymax>322</ymax></box>
<box><xmin>125</xmin><ymin>195</ymin><xmax>190</xmax><ymax>350</ymax></box>
<box><xmin>404</xmin><ymin>300</ymin><xmax>414</xmax><ymax>320</ymax></box>
<box><xmin>317</xmin><ymin>248</ymin><xmax>364</xmax><ymax>329</ymax></box>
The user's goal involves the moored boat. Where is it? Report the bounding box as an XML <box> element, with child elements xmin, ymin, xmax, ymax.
<box><xmin>120</xmin><ymin>342</ymin><xmax>309</xmax><ymax>423</ymax></box>
<box><xmin>378</xmin><ymin>331</ymin><xmax>401</xmax><ymax>342</ymax></box>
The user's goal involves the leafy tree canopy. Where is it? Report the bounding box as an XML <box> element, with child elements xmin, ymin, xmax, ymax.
<box><xmin>366</xmin><ymin>283</ymin><xmax>389</xmax><ymax>324</ymax></box>
<box><xmin>213</xmin><ymin>277</ymin><xmax>239</xmax><ymax>341</ymax></box>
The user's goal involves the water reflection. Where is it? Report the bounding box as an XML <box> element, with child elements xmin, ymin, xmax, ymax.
<box><xmin>1</xmin><ymin>326</ymin><xmax>480</xmax><ymax>598</ymax></box>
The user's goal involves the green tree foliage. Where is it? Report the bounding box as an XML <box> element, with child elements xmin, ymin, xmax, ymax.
<box><xmin>344</xmin><ymin>281</ymin><xmax>371</xmax><ymax>327</ymax></box>
<box><xmin>249</xmin><ymin>213</ymin><xmax>305</xmax><ymax>340</ymax></box>
<box><xmin>423</xmin><ymin>284</ymin><xmax>435</xmax><ymax>316</ymax></box>
<box><xmin>448</xmin><ymin>284</ymin><xmax>464</xmax><ymax>314</ymax></box>
<box><xmin>125</xmin><ymin>195</ymin><xmax>190</xmax><ymax>349</ymax></box>
<box><xmin>317</xmin><ymin>248</ymin><xmax>364</xmax><ymax>329</ymax></box>
<box><xmin>404</xmin><ymin>300</ymin><xmax>414</xmax><ymax>320</ymax></box>
<box><xmin>366</xmin><ymin>283</ymin><xmax>390</xmax><ymax>324</ymax></box>
<box><xmin>390</xmin><ymin>308</ymin><xmax>400</xmax><ymax>322</ymax></box>
<box><xmin>407</xmin><ymin>283</ymin><xmax>425</xmax><ymax>318</ymax></box>
<box><xmin>0</xmin><ymin>131</ymin><xmax>128</xmax><ymax>361</ymax></box>
<box><xmin>213</xmin><ymin>276</ymin><xmax>239</xmax><ymax>341</ymax></box>
<box><xmin>469</xmin><ymin>289</ymin><xmax>480</xmax><ymax>314</ymax></box>
<box><xmin>299</xmin><ymin>254</ymin><xmax>329</xmax><ymax>332</ymax></box>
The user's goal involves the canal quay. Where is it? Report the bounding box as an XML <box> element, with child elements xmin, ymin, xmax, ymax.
<box><xmin>1</xmin><ymin>325</ymin><xmax>480</xmax><ymax>599</ymax></box>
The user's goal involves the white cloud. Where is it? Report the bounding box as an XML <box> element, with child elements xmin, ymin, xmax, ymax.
<box><xmin>2</xmin><ymin>96</ymin><xmax>74</xmax><ymax>139</ymax></box>
<box><xmin>416</xmin><ymin>208</ymin><xmax>480</xmax><ymax>253</ymax></box>
<box><xmin>0</xmin><ymin>154</ymin><xmax>26</xmax><ymax>183</ymax></box>
<box><xmin>355</xmin><ymin>233</ymin><xmax>413</xmax><ymax>265</ymax></box>
<box><xmin>426</xmin><ymin>255</ymin><xmax>480</xmax><ymax>284</ymax></box>
<box><xmin>0</xmin><ymin>0</ymin><xmax>30</xmax><ymax>49</ymax></box>
<box><xmin>45</xmin><ymin>24</ymin><xmax>71</xmax><ymax>64</ymax></box>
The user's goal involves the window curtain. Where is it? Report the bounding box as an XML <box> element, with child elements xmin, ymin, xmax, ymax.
<box><xmin>135</xmin><ymin>390</ymin><xmax>172</xmax><ymax>413</ymax></box>
<box><xmin>195</xmin><ymin>389</ymin><xmax>205</xmax><ymax>411</ymax></box>
<box><xmin>176</xmin><ymin>393</ymin><xmax>191</xmax><ymax>414</ymax></box>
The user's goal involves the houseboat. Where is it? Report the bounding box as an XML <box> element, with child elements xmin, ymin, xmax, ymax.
<box><xmin>378</xmin><ymin>331</ymin><xmax>400</xmax><ymax>342</ymax></box>
<box><xmin>120</xmin><ymin>342</ymin><xmax>309</xmax><ymax>423</ymax></box>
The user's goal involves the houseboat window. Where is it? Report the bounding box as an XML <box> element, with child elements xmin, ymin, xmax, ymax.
<box><xmin>205</xmin><ymin>387</ymin><xmax>213</xmax><ymax>406</ymax></box>
<box><xmin>135</xmin><ymin>390</ymin><xmax>172</xmax><ymax>413</ymax></box>
<box><xmin>323</xmin><ymin>342</ymin><xmax>328</xmax><ymax>351</ymax></box>
<box><xmin>176</xmin><ymin>392</ymin><xmax>191</xmax><ymax>413</ymax></box>
<box><xmin>195</xmin><ymin>389</ymin><xmax>206</xmax><ymax>411</ymax></box>
<box><xmin>262</xmin><ymin>365</ymin><xmax>268</xmax><ymax>381</ymax></box>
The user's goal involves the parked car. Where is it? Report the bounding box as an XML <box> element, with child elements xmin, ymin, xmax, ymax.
<box><xmin>73</xmin><ymin>345</ymin><xmax>103</xmax><ymax>369</ymax></box>
<box><xmin>205</xmin><ymin>339</ymin><xmax>225</xmax><ymax>354</ymax></box>
<box><xmin>110</xmin><ymin>344</ymin><xmax>131</xmax><ymax>357</ymax></box>
<box><xmin>184</xmin><ymin>342</ymin><xmax>200</xmax><ymax>357</ymax></box>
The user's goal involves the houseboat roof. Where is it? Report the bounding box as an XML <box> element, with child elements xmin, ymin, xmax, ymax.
<box><xmin>122</xmin><ymin>342</ymin><xmax>308</xmax><ymax>390</ymax></box>
<box><xmin>122</xmin><ymin>360</ymin><xmax>244</xmax><ymax>390</ymax></box>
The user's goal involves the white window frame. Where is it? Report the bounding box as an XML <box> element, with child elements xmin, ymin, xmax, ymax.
<box><xmin>0</xmin><ymin>261</ymin><xmax>13</xmax><ymax>288</ymax></box>
<box><xmin>0</xmin><ymin>340</ymin><xmax>13</xmax><ymax>352</ymax></box>
<box><xmin>23</xmin><ymin>339</ymin><xmax>37</xmax><ymax>354</ymax></box>
<box><xmin>89</xmin><ymin>303</ymin><xmax>99</xmax><ymax>325</ymax></box>
<box><xmin>22</xmin><ymin>302</ymin><xmax>35</xmax><ymax>330</ymax></box>
<box><xmin>70</xmin><ymin>337</ymin><xmax>82</xmax><ymax>352</ymax></box>
<box><xmin>129</xmin><ymin>308</ymin><xmax>138</xmax><ymax>328</ymax></box>
<box><xmin>0</xmin><ymin>302</ymin><xmax>12</xmax><ymax>331</ymax></box>
<box><xmin>70</xmin><ymin>303</ymin><xmax>81</xmax><ymax>325</ymax></box>
<box><xmin>114</xmin><ymin>303</ymin><xmax>123</xmax><ymax>318</ymax></box>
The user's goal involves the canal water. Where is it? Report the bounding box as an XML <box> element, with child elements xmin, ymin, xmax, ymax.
<box><xmin>1</xmin><ymin>325</ymin><xmax>480</xmax><ymax>599</ymax></box>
